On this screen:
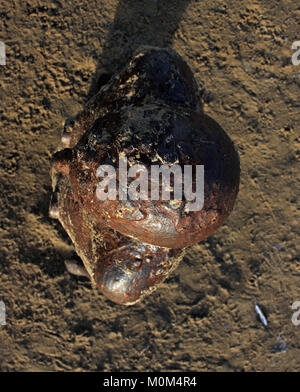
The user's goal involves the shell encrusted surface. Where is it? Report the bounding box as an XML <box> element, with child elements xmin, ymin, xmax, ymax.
<box><xmin>50</xmin><ymin>46</ymin><xmax>240</xmax><ymax>305</ymax></box>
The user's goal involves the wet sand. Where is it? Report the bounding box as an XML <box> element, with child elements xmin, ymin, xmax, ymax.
<box><xmin>0</xmin><ymin>0</ymin><xmax>299</xmax><ymax>371</ymax></box>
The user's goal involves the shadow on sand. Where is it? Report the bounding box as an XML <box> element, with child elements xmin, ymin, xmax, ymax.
<box><xmin>88</xmin><ymin>0</ymin><xmax>192</xmax><ymax>98</ymax></box>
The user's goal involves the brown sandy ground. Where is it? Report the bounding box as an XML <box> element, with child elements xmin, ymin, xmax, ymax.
<box><xmin>0</xmin><ymin>0</ymin><xmax>299</xmax><ymax>371</ymax></box>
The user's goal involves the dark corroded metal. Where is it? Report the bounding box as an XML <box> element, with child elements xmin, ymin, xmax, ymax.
<box><xmin>50</xmin><ymin>46</ymin><xmax>240</xmax><ymax>305</ymax></box>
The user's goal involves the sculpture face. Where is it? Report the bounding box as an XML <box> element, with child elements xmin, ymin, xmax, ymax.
<box><xmin>50</xmin><ymin>47</ymin><xmax>240</xmax><ymax>305</ymax></box>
